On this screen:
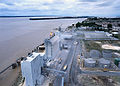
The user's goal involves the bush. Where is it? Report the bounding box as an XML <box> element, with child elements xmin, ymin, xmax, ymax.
<box><xmin>107</xmin><ymin>24</ymin><xmax>112</xmax><ymax>28</ymax></box>
<box><xmin>76</xmin><ymin>22</ymin><xmax>81</xmax><ymax>28</ymax></box>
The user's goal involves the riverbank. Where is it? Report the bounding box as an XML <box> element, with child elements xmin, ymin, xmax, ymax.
<box><xmin>29</xmin><ymin>16</ymin><xmax>89</xmax><ymax>20</ymax></box>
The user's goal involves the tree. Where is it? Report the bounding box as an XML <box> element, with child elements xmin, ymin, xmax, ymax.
<box><xmin>93</xmin><ymin>17</ymin><xmax>98</xmax><ymax>20</ymax></box>
<box><xmin>107</xmin><ymin>24</ymin><xmax>112</xmax><ymax>28</ymax></box>
<box><xmin>118</xmin><ymin>23</ymin><xmax>120</xmax><ymax>27</ymax></box>
<box><xmin>76</xmin><ymin>22</ymin><xmax>81</xmax><ymax>28</ymax></box>
<box><xmin>107</xmin><ymin>24</ymin><xmax>112</xmax><ymax>31</ymax></box>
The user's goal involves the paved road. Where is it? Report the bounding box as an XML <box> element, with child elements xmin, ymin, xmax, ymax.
<box><xmin>81</xmin><ymin>70</ymin><xmax>120</xmax><ymax>76</ymax></box>
<box><xmin>69</xmin><ymin>38</ymin><xmax>83</xmax><ymax>86</ymax></box>
<box><xmin>53</xmin><ymin>39</ymin><xmax>76</xmax><ymax>86</ymax></box>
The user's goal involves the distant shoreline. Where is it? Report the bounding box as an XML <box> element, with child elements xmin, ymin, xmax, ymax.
<box><xmin>29</xmin><ymin>16</ymin><xmax>90</xmax><ymax>20</ymax></box>
<box><xmin>0</xmin><ymin>16</ymin><xmax>91</xmax><ymax>18</ymax></box>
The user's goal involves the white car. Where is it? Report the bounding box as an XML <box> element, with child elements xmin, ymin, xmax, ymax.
<box><xmin>74</xmin><ymin>41</ymin><xmax>78</xmax><ymax>45</ymax></box>
<box><xmin>63</xmin><ymin>44</ymin><xmax>68</xmax><ymax>49</ymax></box>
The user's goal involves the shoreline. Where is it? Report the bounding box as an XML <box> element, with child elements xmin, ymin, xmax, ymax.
<box><xmin>29</xmin><ymin>16</ymin><xmax>89</xmax><ymax>20</ymax></box>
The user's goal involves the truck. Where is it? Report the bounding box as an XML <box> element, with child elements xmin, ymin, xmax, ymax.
<box><xmin>103</xmin><ymin>65</ymin><xmax>109</xmax><ymax>72</ymax></box>
<box><xmin>63</xmin><ymin>44</ymin><xmax>68</xmax><ymax>49</ymax></box>
<box><xmin>58</xmin><ymin>58</ymin><xmax>62</xmax><ymax>64</ymax></box>
<box><xmin>63</xmin><ymin>64</ymin><xmax>68</xmax><ymax>71</ymax></box>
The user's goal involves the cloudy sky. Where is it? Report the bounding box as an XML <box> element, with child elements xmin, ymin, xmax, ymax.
<box><xmin>0</xmin><ymin>0</ymin><xmax>120</xmax><ymax>16</ymax></box>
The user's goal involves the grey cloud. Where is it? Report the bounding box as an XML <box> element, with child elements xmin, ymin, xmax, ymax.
<box><xmin>0</xmin><ymin>0</ymin><xmax>21</xmax><ymax>4</ymax></box>
<box><xmin>0</xmin><ymin>0</ymin><xmax>120</xmax><ymax>16</ymax></box>
<box><xmin>79</xmin><ymin>0</ymin><xmax>98</xmax><ymax>2</ymax></box>
<box><xmin>43</xmin><ymin>1</ymin><xmax>63</xmax><ymax>6</ymax></box>
<box><xmin>97</xmin><ymin>2</ymin><xmax>112</xmax><ymax>7</ymax></box>
<box><xmin>5</xmin><ymin>3</ymin><xmax>15</xmax><ymax>6</ymax></box>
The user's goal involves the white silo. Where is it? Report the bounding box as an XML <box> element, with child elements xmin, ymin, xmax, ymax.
<box><xmin>98</xmin><ymin>58</ymin><xmax>110</xmax><ymax>68</ymax></box>
<box><xmin>84</xmin><ymin>58</ymin><xmax>96</xmax><ymax>68</ymax></box>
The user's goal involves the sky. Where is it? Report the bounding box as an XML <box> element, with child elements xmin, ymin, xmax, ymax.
<box><xmin>0</xmin><ymin>0</ymin><xmax>120</xmax><ymax>17</ymax></box>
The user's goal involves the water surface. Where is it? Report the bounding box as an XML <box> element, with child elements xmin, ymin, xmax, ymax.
<box><xmin>0</xmin><ymin>17</ymin><xmax>85</xmax><ymax>71</ymax></box>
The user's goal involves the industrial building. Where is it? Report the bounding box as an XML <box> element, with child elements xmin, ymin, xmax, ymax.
<box><xmin>21</xmin><ymin>52</ymin><xmax>44</xmax><ymax>86</ymax></box>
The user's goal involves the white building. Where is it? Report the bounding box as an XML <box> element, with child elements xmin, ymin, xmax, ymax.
<box><xmin>21</xmin><ymin>52</ymin><xmax>44</xmax><ymax>86</ymax></box>
<box><xmin>45</xmin><ymin>35</ymin><xmax>60</xmax><ymax>60</ymax></box>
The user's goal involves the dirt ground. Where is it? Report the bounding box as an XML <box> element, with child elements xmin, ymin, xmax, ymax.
<box><xmin>84</xmin><ymin>40</ymin><xmax>120</xmax><ymax>53</ymax></box>
<box><xmin>77</xmin><ymin>75</ymin><xmax>120</xmax><ymax>86</ymax></box>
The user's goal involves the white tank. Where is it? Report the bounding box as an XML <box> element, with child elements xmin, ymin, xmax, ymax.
<box><xmin>84</xmin><ymin>58</ymin><xmax>96</xmax><ymax>68</ymax></box>
<box><xmin>98</xmin><ymin>58</ymin><xmax>110</xmax><ymax>68</ymax></box>
<box><xmin>102</xmin><ymin>50</ymin><xmax>113</xmax><ymax>58</ymax></box>
<box><xmin>90</xmin><ymin>50</ymin><xmax>101</xmax><ymax>59</ymax></box>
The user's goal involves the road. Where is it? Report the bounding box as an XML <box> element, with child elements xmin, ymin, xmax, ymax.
<box><xmin>53</xmin><ymin>38</ymin><xmax>77</xmax><ymax>86</ymax></box>
<box><xmin>69</xmin><ymin>37</ymin><xmax>83</xmax><ymax>86</ymax></box>
<box><xmin>81</xmin><ymin>70</ymin><xmax>120</xmax><ymax>76</ymax></box>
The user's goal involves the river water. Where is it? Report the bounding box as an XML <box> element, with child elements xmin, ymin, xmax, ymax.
<box><xmin>0</xmin><ymin>17</ymin><xmax>85</xmax><ymax>86</ymax></box>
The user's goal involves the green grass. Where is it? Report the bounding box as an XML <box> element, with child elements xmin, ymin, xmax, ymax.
<box><xmin>84</xmin><ymin>41</ymin><xmax>102</xmax><ymax>52</ymax></box>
